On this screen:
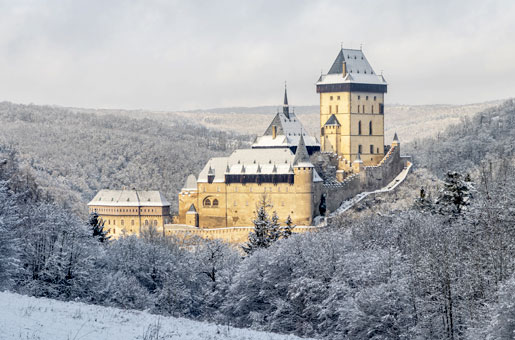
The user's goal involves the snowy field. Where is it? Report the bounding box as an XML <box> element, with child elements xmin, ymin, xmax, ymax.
<box><xmin>0</xmin><ymin>292</ymin><xmax>311</xmax><ymax>340</ymax></box>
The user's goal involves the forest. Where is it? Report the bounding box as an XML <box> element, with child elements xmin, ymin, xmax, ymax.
<box><xmin>1</xmin><ymin>99</ymin><xmax>515</xmax><ymax>339</ymax></box>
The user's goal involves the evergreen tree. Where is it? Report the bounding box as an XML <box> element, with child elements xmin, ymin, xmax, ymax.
<box><xmin>282</xmin><ymin>215</ymin><xmax>295</xmax><ymax>239</ymax></box>
<box><xmin>435</xmin><ymin>171</ymin><xmax>474</xmax><ymax>217</ymax></box>
<box><xmin>88</xmin><ymin>212</ymin><xmax>110</xmax><ymax>243</ymax></box>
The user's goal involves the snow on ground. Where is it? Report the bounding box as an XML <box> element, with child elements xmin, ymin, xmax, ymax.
<box><xmin>0</xmin><ymin>291</ymin><xmax>312</xmax><ymax>340</ymax></box>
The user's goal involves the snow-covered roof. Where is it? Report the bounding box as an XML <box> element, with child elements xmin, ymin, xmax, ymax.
<box><xmin>183</xmin><ymin>174</ymin><xmax>197</xmax><ymax>191</ymax></box>
<box><xmin>88</xmin><ymin>189</ymin><xmax>171</xmax><ymax>207</ymax></box>
<box><xmin>252</xmin><ymin>112</ymin><xmax>320</xmax><ymax>149</ymax></box>
<box><xmin>317</xmin><ymin>48</ymin><xmax>387</xmax><ymax>86</ymax></box>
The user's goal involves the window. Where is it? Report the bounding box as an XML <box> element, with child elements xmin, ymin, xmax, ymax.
<box><xmin>145</xmin><ymin>220</ymin><xmax>149</xmax><ymax>226</ymax></box>
<box><xmin>358</xmin><ymin>121</ymin><xmax>362</xmax><ymax>135</ymax></box>
<box><xmin>121</xmin><ymin>220</ymin><xmax>124</xmax><ymax>226</ymax></box>
<box><xmin>379</xmin><ymin>104</ymin><xmax>384</xmax><ymax>114</ymax></box>
<box><xmin>377</xmin><ymin>147</ymin><xmax>380</xmax><ymax>153</ymax></box>
<box><xmin>369</xmin><ymin>121</ymin><xmax>373</xmax><ymax>135</ymax></box>
<box><xmin>337</xmin><ymin>96</ymin><xmax>340</xmax><ymax>100</ymax></box>
<box><xmin>362</xmin><ymin>105</ymin><xmax>365</xmax><ymax>113</ymax></box>
<box><xmin>131</xmin><ymin>220</ymin><xmax>134</xmax><ymax>226</ymax></box>
<box><xmin>212</xmin><ymin>199</ymin><xmax>219</xmax><ymax>207</ymax></box>
<box><xmin>366</xmin><ymin>96</ymin><xmax>369</xmax><ymax>100</ymax></box>
<box><xmin>329</xmin><ymin>105</ymin><xmax>332</xmax><ymax>114</ymax></box>
<box><xmin>370</xmin><ymin>145</ymin><xmax>374</xmax><ymax>154</ymax></box>
<box><xmin>203</xmin><ymin>198</ymin><xmax>211</xmax><ymax>207</ymax></box>
<box><xmin>113</xmin><ymin>228</ymin><xmax>116</xmax><ymax>234</ymax></box>
<box><xmin>335</xmin><ymin>105</ymin><xmax>338</xmax><ymax>113</ymax></box>
<box><xmin>330</xmin><ymin>96</ymin><xmax>333</xmax><ymax>100</ymax></box>
<box><xmin>374</xmin><ymin>96</ymin><xmax>377</xmax><ymax>101</ymax></box>
<box><xmin>358</xmin><ymin>145</ymin><xmax>362</xmax><ymax>154</ymax></box>
<box><xmin>371</xmin><ymin>105</ymin><xmax>374</xmax><ymax>114</ymax></box>
<box><xmin>358</xmin><ymin>95</ymin><xmax>361</xmax><ymax>100</ymax></box>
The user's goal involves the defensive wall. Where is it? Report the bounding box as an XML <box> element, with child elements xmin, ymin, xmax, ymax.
<box><xmin>323</xmin><ymin>143</ymin><xmax>410</xmax><ymax>212</ymax></box>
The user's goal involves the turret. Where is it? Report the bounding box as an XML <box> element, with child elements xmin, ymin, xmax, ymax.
<box><xmin>353</xmin><ymin>152</ymin><xmax>364</xmax><ymax>173</ymax></box>
<box><xmin>293</xmin><ymin>134</ymin><xmax>314</xmax><ymax>225</ymax></box>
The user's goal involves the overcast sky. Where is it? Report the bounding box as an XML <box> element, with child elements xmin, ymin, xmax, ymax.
<box><xmin>0</xmin><ymin>0</ymin><xmax>514</xmax><ymax>110</ymax></box>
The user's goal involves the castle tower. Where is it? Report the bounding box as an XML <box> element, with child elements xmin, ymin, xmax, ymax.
<box><xmin>317</xmin><ymin>47</ymin><xmax>387</xmax><ymax>166</ymax></box>
<box><xmin>293</xmin><ymin>134</ymin><xmax>314</xmax><ymax>225</ymax></box>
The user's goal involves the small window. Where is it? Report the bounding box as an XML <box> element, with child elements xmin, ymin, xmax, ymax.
<box><xmin>371</xmin><ymin>105</ymin><xmax>374</xmax><ymax>114</ymax></box>
<box><xmin>358</xmin><ymin>145</ymin><xmax>362</xmax><ymax>154</ymax></box>
<box><xmin>329</xmin><ymin>105</ymin><xmax>332</xmax><ymax>114</ymax></box>
<box><xmin>366</xmin><ymin>96</ymin><xmax>369</xmax><ymax>100</ymax></box>
<box><xmin>369</xmin><ymin>121</ymin><xmax>373</xmax><ymax>135</ymax></box>
<box><xmin>335</xmin><ymin>105</ymin><xmax>338</xmax><ymax>113</ymax></box>
<box><xmin>370</xmin><ymin>145</ymin><xmax>374</xmax><ymax>154</ymax></box>
<box><xmin>358</xmin><ymin>95</ymin><xmax>361</xmax><ymax>100</ymax></box>
<box><xmin>212</xmin><ymin>199</ymin><xmax>219</xmax><ymax>207</ymax></box>
<box><xmin>358</xmin><ymin>121</ymin><xmax>362</xmax><ymax>135</ymax></box>
<box><xmin>330</xmin><ymin>96</ymin><xmax>333</xmax><ymax>100</ymax></box>
<box><xmin>362</xmin><ymin>105</ymin><xmax>365</xmax><ymax>113</ymax></box>
<box><xmin>113</xmin><ymin>228</ymin><xmax>116</xmax><ymax>234</ymax></box>
<box><xmin>374</xmin><ymin>96</ymin><xmax>377</xmax><ymax>101</ymax></box>
<box><xmin>145</xmin><ymin>220</ymin><xmax>149</xmax><ymax>226</ymax></box>
<box><xmin>337</xmin><ymin>96</ymin><xmax>340</xmax><ymax>100</ymax></box>
<box><xmin>204</xmin><ymin>198</ymin><xmax>211</xmax><ymax>207</ymax></box>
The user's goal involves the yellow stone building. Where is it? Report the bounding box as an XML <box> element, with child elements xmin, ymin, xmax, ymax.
<box><xmin>87</xmin><ymin>190</ymin><xmax>172</xmax><ymax>238</ymax></box>
<box><xmin>317</xmin><ymin>48</ymin><xmax>387</xmax><ymax>168</ymax></box>
<box><xmin>178</xmin><ymin>90</ymin><xmax>324</xmax><ymax>228</ymax></box>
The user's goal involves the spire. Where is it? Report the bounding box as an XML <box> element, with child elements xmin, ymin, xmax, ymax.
<box><xmin>283</xmin><ymin>82</ymin><xmax>290</xmax><ymax>119</ymax></box>
<box><xmin>187</xmin><ymin>204</ymin><xmax>197</xmax><ymax>213</ymax></box>
<box><xmin>393</xmin><ymin>132</ymin><xmax>399</xmax><ymax>142</ymax></box>
<box><xmin>293</xmin><ymin>134</ymin><xmax>310</xmax><ymax>166</ymax></box>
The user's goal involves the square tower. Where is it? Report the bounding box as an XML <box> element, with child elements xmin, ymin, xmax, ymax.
<box><xmin>317</xmin><ymin>48</ymin><xmax>387</xmax><ymax>166</ymax></box>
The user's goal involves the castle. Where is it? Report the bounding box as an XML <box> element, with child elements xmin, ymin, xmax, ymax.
<box><xmin>89</xmin><ymin>47</ymin><xmax>410</xmax><ymax>241</ymax></box>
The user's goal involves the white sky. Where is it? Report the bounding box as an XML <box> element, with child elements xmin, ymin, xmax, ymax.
<box><xmin>0</xmin><ymin>0</ymin><xmax>514</xmax><ymax>110</ymax></box>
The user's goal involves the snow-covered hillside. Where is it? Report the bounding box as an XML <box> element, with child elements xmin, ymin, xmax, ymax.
<box><xmin>0</xmin><ymin>292</ymin><xmax>310</xmax><ymax>340</ymax></box>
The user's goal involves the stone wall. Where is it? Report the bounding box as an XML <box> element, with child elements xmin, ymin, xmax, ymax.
<box><xmin>323</xmin><ymin>143</ymin><xmax>409</xmax><ymax>213</ymax></box>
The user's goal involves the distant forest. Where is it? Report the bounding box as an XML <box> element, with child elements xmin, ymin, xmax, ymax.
<box><xmin>0</xmin><ymin>102</ymin><xmax>249</xmax><ymax>216</ymax></box>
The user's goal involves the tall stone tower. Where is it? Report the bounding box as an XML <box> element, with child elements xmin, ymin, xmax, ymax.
<box><xmin>317</xmin><ymin>47</ymin><xmax>387</xmax><ymax>166</ymax></box>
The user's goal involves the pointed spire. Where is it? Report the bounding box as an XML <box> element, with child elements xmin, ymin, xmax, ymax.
<box><xmin>241</xmin><ymin>164</ymin><xmax>246</xmax><ymax>173</ymax></box>
<box><xmin>272</xmin><ymin>163</ymin><xmax>277</xmax><ymax>173</ymax></box>
<box><xmin>393</xmin><ymin>132</ymin><xmax>399</xmax><ymax>142</ymax></box>
<box><xmin>187</xmin><ymin>204</ymin><xmax>197</xmax><ymax>213</ymax></box>
<box><xmin>225</xmin><ymin>164</ymin><xmax>230</xmax><ymax>173</ymax></box>
<box><xmin>208</xmin><ymin>166</ymin><xmax>215</xmax><ymax>175</ymax></box>
<box><xmin>256</xmin><ymin>164</ymin><xmax>262</xmax><ymax>173</ymax></box>
<box><xmin>293</xmin><ymin>134</ymin><xmax>310</xmax><ymax>166</ymax></box>
<box><xmin>283</xmin><ymin>82</ymin><xmax>290</xmax><ymax>119</ymax></box>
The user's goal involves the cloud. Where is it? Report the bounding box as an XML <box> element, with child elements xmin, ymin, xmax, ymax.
<box><xmin>0</xmin><ymin>0</ymin><xmax>513</xmax><ymax>110</ymax></box>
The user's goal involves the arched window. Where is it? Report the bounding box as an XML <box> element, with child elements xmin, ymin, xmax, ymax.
<box><xmin>369</xmin><ymin>121</ymin><xmax>373</xmax><ymax>135</ymax></box>
<box><xmin>203</xmin><ymin>198</ymin><xmax>211</xmax><ymax>207</ymax></box>
<box><xmin>121</xmin><ymin>220</ymin><xmax>124</xmax><ymax>226</ymax></box>
<box><xmin>212</xmin><ymin>199</ymin><xmax>219</xmax><ymax>207</ymax></box>
<box><xmin>358</xmin><ymin>121</ymin><xmax>362</xmax><ymax>135</ymax></box>
<box><xmin>145</xmin><ymin>220</ymin><xmax>149</xmax><ymax>226</ymax></box>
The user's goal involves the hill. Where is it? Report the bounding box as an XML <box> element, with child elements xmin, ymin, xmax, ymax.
<box><xmin>0</xmin><ymin>291</ymin><xmax>310</xmax><ymax>340</ymax></box>
<box><xmin>0</xmin><ymin>102</ymin><xmax>248</xmax><ymax>216</ymax></box>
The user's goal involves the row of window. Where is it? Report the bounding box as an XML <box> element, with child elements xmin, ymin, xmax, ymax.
<box><xmin>201</xmin><ymin>185</ymin><xmax>292</xmax><ymax>193</ymax></box>
<box><xmin>103</xmin><ymin>219</ymin><xmax>159</xmax><ymax>226</ymax></box>
<box><xmin>329</xmin><ymin>95</ymin><xmax>378</xmax><ymax>101</ymax></box>
<box><xmin>358</xmin><ymin>121</ymin><xmax>373</xmax><ymax>135</ymax></box>
<box><xmin>94</xmin><ymin>207</ymin><xmax>157</xmax><ymax>213</ymax></box>
<box><xmin>357</xmin><ymin>145</ymin><xmax>380</xmax><ymax>154</ymax></box>
<box><xmin>328</xmin><ymin>104</ymin><xmax>383</xmax><ymax>114</ymax></box>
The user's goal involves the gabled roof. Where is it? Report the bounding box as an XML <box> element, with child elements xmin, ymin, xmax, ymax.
<box><xmin>324</xmin><ymin>114</ymin><xmax>340</xmax><ymax>126</ymax></box>
<box><xmin>253</xmin><ymin>111</ymin><xmax>320</xmax><ymax>149</ymax></box>
<box><xmin>88</xmin><ymin>190</ymin><xmax>171</xmax><ymax>207</ymax></box>
<box><xmin>317</xmin><ymin>48</ymin><xmax>387</xmax><ymax>86</ymax></box>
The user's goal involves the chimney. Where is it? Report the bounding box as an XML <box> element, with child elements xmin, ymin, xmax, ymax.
<box><xmin>272</xmin><ymin>125</ymin><xmax>277</xmax><ymax>139</ymax></box>
<box><xmin>342</xmin><ymin>61</ymin><xmax>347</xmax><ymax>76</ymax></box>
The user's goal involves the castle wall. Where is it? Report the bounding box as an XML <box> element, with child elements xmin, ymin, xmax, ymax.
<box><xmin>323</xmin><ymin>143</ymin><xmax>408</xmax><ymax>213</ymax></box>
